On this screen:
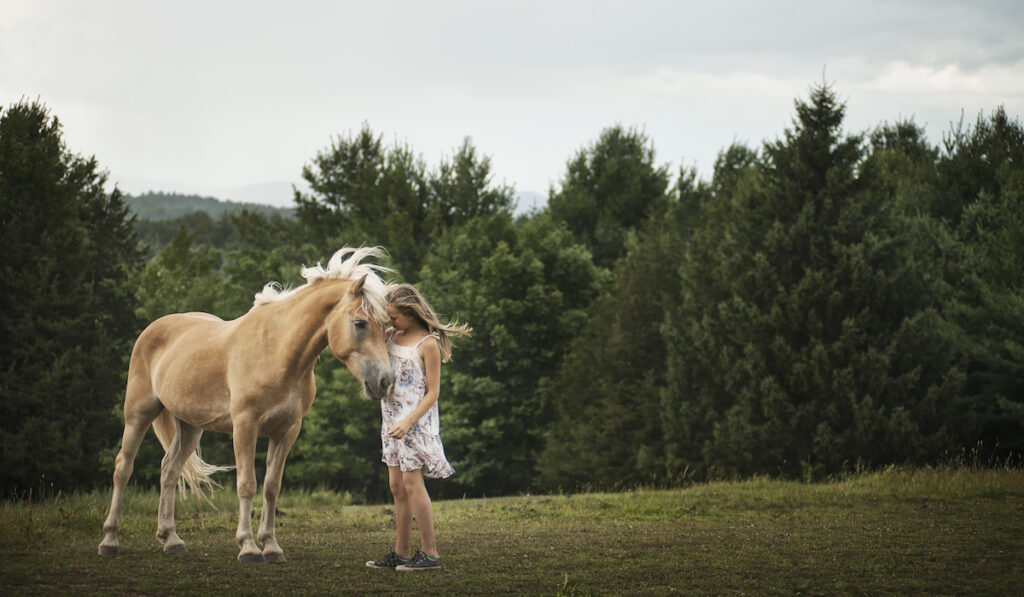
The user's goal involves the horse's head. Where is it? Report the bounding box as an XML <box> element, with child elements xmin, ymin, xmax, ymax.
<box><xmin>325</xmin><ymin>275</ymin><xmax>394</xmax><ymax>400</ymax></box>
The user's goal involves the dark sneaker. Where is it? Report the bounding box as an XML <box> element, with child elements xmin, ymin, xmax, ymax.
<box><xmin>365</xmin><ymin>550</ymin><xmax>411</xmax><ymax>569</ymax></box>
<box><xmin>396</xmin><ymin>551</ymin><xmax>442</xmax><ymax>572</ymax></box>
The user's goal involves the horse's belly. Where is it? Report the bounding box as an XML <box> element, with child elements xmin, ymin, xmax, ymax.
<box><xmin>151</xmin><ymin>338</ymin><xmax>233</xmax><ymax>432</ymax></box>
<box><xmin>155</xmin><ymin>377</ymin><xmax>232</xmax><ymax>432</ymax></box>
<box><xmin>198</xmin><ymin>413</ymin><xmax>234</xmax><ymax>434</ymax></box>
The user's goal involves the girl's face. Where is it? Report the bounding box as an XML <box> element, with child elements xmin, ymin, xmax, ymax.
<box><xmin>387</xmin><ymin>305</ymin><xmax>417</xmax><ymax>332</ymax></box>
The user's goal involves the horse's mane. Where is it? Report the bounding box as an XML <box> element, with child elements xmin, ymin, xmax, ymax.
<box><xmin>252</xmin><ymin>247</ymin><xmax>392</xmax><ymax>324</ymax></box>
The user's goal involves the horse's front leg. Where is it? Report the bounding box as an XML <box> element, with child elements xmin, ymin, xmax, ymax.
<box><xmin>258</xmin><ymin>421</ymin><xmax>302</xmax><ymax>563</ymax></box>
<box><xmin>156</xmin><ymin>420</ymin><xmax>203</xmax><ymax>553</ymax></box>
<box><xmin>233</xmin><ymin>417</ymin><xmax>264</xmax><ymax>564</ymax></box>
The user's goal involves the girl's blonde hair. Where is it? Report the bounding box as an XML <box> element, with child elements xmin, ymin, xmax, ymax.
<box><xmin>386</xmin><ymin>284</ymin><xmax>471</xmax><ymax>362</ymax></box>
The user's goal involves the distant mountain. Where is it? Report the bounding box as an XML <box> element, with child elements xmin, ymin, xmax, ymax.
<box><xmin>123</xmin><ymin>188</ymin><xmax>544</xmax><ymax>221</ymax></box>
<box><xmin>514</xmin><ymin>190</ymin><xmax>547</xmax><ymax>215</ymax></box>
<box><xmin>124</xmin><ymin>191</ymin><xmax>294</xmax><ymax>221</ymax></box>
<box><xmin>112</xmin><ymin>174</ymin><xmax>302</xmax><ymax>208</ymax></box>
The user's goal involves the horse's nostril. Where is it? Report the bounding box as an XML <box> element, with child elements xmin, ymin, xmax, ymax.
<box><xmin>364</xmin><ymin>376</ymin><xmax>389</xmax><ymax>400</ymax></box>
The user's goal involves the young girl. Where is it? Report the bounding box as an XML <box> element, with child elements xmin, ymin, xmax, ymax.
<box><xmin>366</xmin><ymin>284</ymin><xmax>470</xmax><ymax>572</ymax></box>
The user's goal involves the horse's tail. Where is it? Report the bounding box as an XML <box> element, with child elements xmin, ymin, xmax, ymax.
<box><xmin>152</xmin><ymin>410</ymin><xmax>234</xmax><ymax>506</ymax></box>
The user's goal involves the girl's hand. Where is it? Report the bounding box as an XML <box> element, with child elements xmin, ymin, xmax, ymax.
<box><xmin>387</xmin><ymin>418</ymin><xmax>412</xmax><ymax>439</ymax></box>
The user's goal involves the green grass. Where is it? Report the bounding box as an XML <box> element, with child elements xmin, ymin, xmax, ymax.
<box><xmin>2</xmin><ymin>466</ymin><xmax>1022</xmax><ymax>595</ymax></box>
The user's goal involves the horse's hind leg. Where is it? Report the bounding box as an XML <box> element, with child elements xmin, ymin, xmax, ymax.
<box><xmin>155</xmin><ymin>418</ymin><xmax>203</xmax><ymax>553</ymax></box>
<box><xmin>99</xmin><ymin>378</ymin><xmax>162</xmax><ymax>556</ymax></box>
<box><xmin>258</xmin><ymin>421</ymin><xmax>302</xmax><ymax>563</ymax></box>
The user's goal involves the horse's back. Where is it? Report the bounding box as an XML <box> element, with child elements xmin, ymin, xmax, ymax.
<box><xmin>132</xmin><ymin>312</ymin><xmax>227</xmax><ymax>360</ymax></box>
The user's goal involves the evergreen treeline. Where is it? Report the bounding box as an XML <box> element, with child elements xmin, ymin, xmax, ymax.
<box><xmin>1</xmin><ymin>86</ymin><xmax>1021</xmax><ymax>501</ymax></box>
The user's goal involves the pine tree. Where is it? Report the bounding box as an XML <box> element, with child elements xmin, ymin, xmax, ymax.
<box><xmin>430</xmin><ymin>138</ymin><xmax>515</xmax><ymax>227</ymax></box>
<box><xmin>134</xmin><ymin>226</ymin><xmax>221</xmax><ymax>321</ymax></box>
<box><xmin>662</xmin><ymin>85</ymin><xmax>965</xmax><ymax>479</ymax></box>
<box><xmin>295</xmin><ymin>125</ymin><xmax>427</xmax><ymax>278</ymax></box>
<box><xmin>417</xmin><ymin>213</ymin><xmax>599</xmax><ymax>496</ymax></box>
<box><xmin>548</xmin><ymin>125</ymin><xmax>672</xmax><ymax>269</ymax></box>
<box><xmin>941</xmin><ymin>107</ymin><xmax>1024</xmax><ymax>454</ymax></box>
<box><xmin>539</xmin><ymin>169</ymin><xmax>709</xmax><ymax>490</ymax></box>
<box><xmin>0</xmin><ymin>101</ymin><xmax>143</xmax><ymax>495</ymax></box>
<box><xmin>295</xmin><ymin>125</ymin><xmax>513</xmax><ymax>281</ymax></box>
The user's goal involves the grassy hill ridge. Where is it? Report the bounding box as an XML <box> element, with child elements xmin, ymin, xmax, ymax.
<box><xmin>125</xmin><ymin>191</ymin><xmax>294</xmax><ymax>221</ymax></box>
<box><xmin>2</xmin><ymin>466</ymin><xmax>1021</xmax><ymax>595</ymax></box>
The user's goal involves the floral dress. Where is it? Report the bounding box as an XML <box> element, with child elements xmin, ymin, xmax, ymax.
<box><xmin>380</xmin><ymin>334</ymin><xmax>455</xmax><ymax>478</ymax></box>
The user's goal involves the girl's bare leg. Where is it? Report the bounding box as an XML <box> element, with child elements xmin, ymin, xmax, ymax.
<box><xmin>388</xmin><ymin>466</ymin><xmax>412</xmax><ymax>557</ymax></box>
<box><xmin>402</xmin><ymin>469</ymin><xmax>438</xmax><ymax>557</ymax></box>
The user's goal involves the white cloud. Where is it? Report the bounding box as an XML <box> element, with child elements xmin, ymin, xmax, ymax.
<box><xmin>870</xmin><ymin>60</ymin><xmax>1024</xmax><ymax>95</ymax></box>
<box><xmin>3</xmin><ymin>0</ymin><xmax>1022</xmax><ymax>202</ymax></box>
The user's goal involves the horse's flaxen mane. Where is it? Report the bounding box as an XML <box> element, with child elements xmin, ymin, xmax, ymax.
<box><xmin>252</xmin><ymin>247</ymin><xmax>392</xmax><ymax>323</ymax></box>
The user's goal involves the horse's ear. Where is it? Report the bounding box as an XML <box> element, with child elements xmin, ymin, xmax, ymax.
<box><xmin>350</xmin><ymin>274</ymin><xmax>367</xmax><ymax>296</ymax></box>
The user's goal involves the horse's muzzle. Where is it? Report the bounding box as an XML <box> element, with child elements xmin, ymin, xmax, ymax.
<box><xmin>362</xmin><ymin>365</ymin><xmax>394</xmax><ymax>401</ymax></box>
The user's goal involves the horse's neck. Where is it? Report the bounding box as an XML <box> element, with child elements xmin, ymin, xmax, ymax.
<box><xmin>248</xmin><ymin>280</ymin><xmax>346</xmax><ymax>374</ymax></box>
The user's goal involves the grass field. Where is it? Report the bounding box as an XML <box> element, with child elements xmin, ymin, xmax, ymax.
<box><xmin>2</xmin><ymin>466</ymin><xmax>1022</xmax><ymax>595</ymax></box>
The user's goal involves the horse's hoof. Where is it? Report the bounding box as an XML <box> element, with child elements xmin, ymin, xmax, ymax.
<box><xmin>98</xmin><ymin>545</ymin><xmax>119</xmax><ymax>557</ymax></box>
<box><xmin>239</xmin><ymin>553</ymin><xmax>266</xmax><ymax>564</ymax></box>
<box><xmin>263</xmin><ymin>551</ymin><xmax>286</xmax><ymax>563</ymax></box>
<box><xmin>164</xmin><ymin>543</ymin><xmax>187</xmax><ymax>554</ymax></box>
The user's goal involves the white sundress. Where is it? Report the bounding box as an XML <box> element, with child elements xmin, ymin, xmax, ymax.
<box><xmin>380</xmin><ymin>334</ymin><xmax>455</xmax><ymax>479</ymax></box>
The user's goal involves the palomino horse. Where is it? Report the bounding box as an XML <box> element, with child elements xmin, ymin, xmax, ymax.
<box><xmin>98</xmin><ymin>247</ymin><xmax>394</xmax><ymax>563</ymax></box>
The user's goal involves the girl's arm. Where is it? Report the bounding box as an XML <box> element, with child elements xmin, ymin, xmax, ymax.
<box><xmin>387</xmin><ymin>337</ymin><xmax>442</xmax><ymax>439</ymax></box>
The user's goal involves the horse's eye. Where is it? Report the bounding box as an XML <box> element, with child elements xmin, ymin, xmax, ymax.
<box><xmin>354</xmin><ymin>319</ymin><xmax>368</xmax><ymax>330</ymax></box>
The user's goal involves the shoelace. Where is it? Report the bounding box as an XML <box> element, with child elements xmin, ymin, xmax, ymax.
<box><xmin>380</xmin><ymin>551</ymin><xmax>407</xmax><ymax>567</ymax></box>
<box><xmin>408</xmin><ymin>551</ymin><xmax>438</xmax><ymax>566</ymax></box>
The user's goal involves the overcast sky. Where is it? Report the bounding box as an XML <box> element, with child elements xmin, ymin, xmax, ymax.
<box><xmin>2</xmin><ymin>0</ymin><xmax>1022</xmax><ymax>208</ymax></box>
